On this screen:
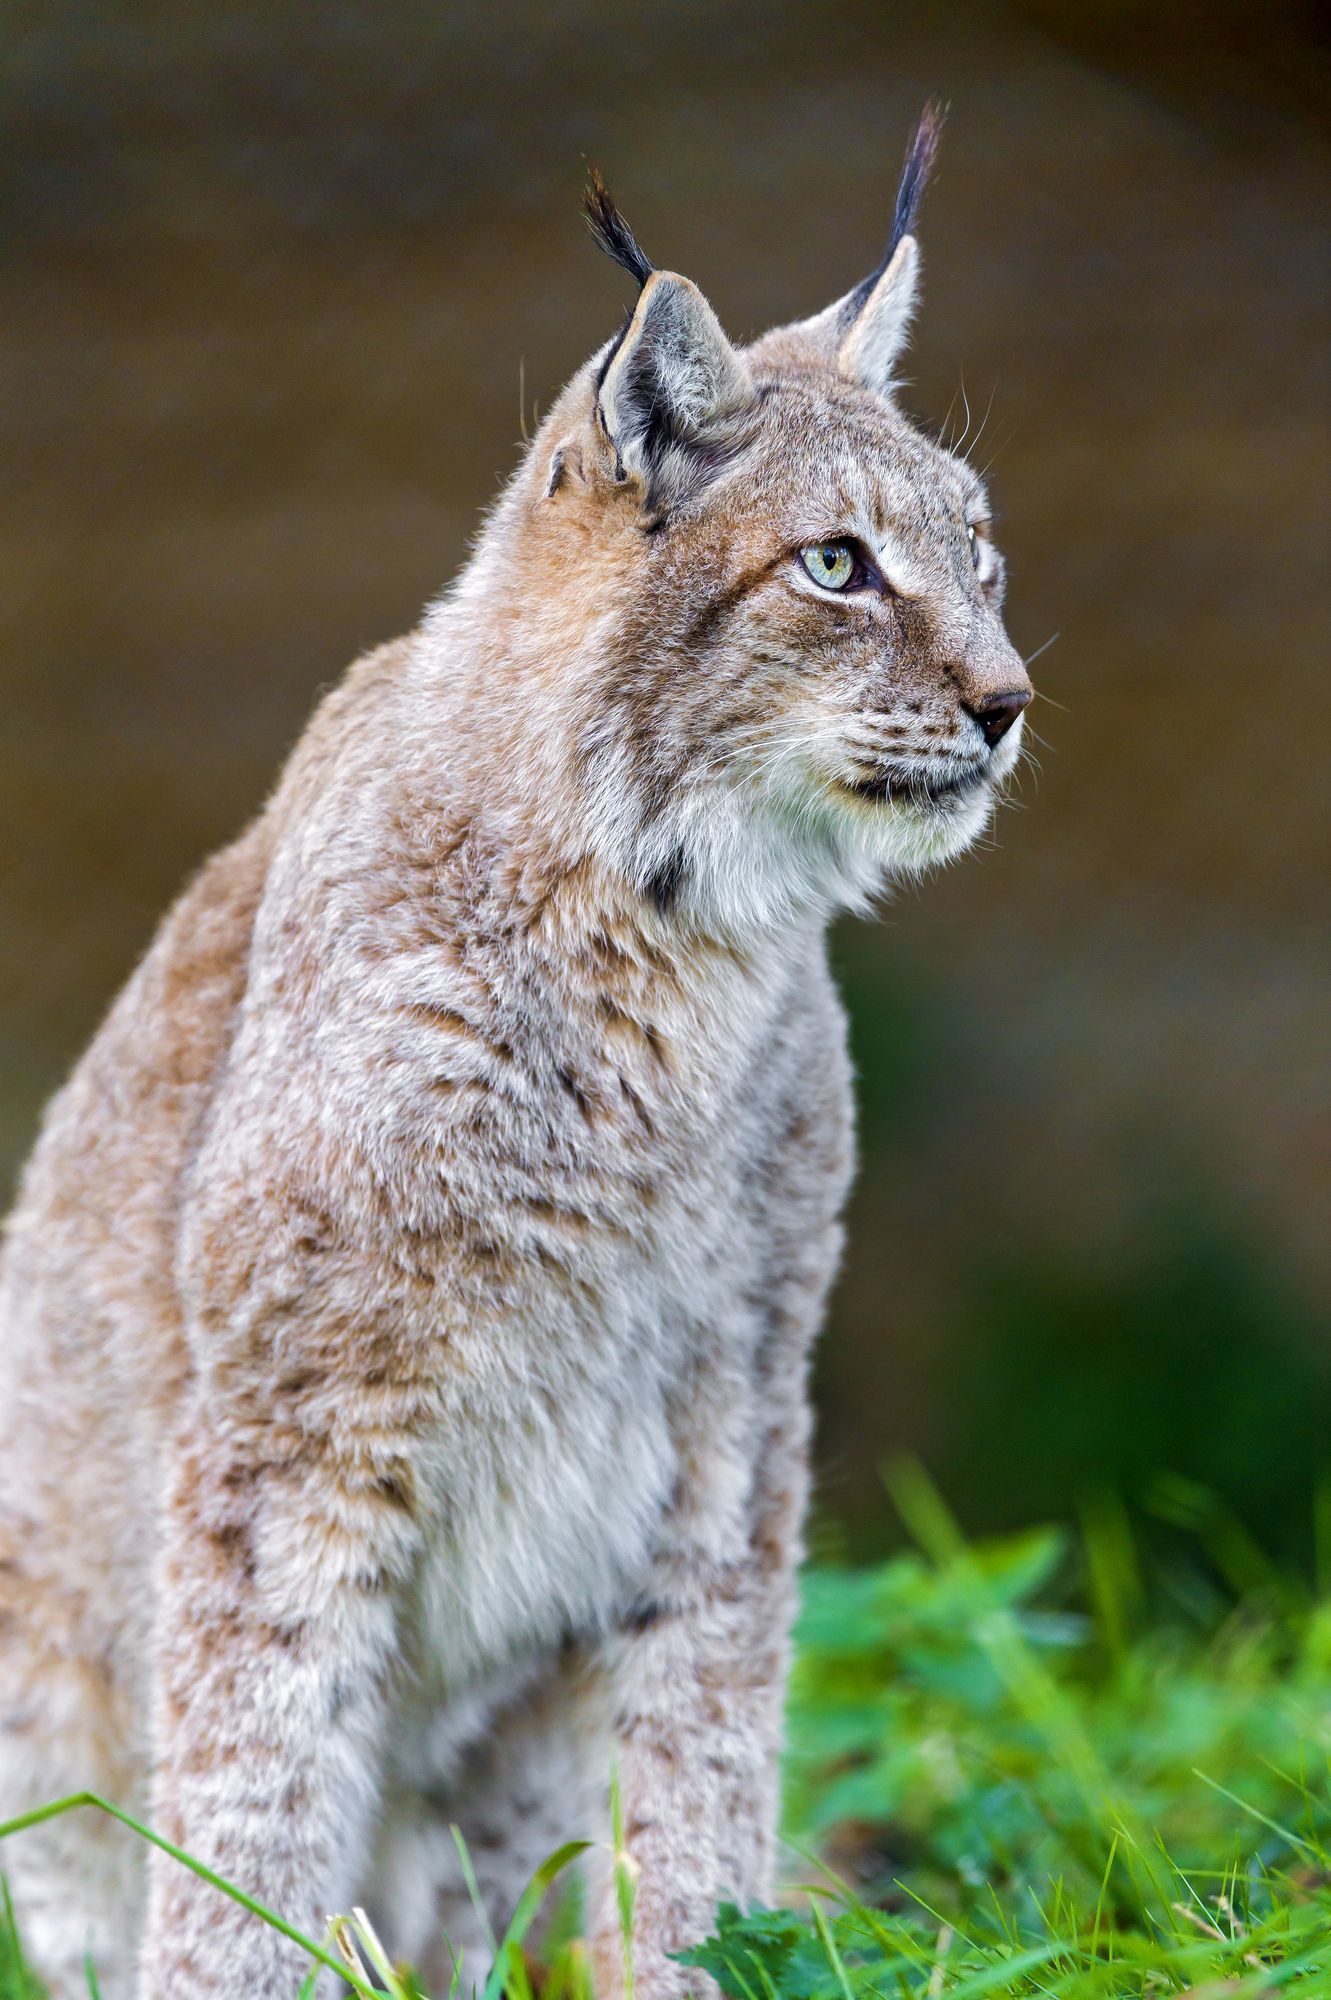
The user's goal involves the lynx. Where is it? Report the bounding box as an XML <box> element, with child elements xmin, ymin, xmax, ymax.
<box><xmin>0</xmin><ymin>109</ymin><xmax>1032</xmax><ymax>1999</ymax></box>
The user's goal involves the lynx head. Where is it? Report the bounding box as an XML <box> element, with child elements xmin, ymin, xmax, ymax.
<box><xmin>476</xmin><ymin>107</ymin><xmax>1032</xmax><ymax>936</ymax></box>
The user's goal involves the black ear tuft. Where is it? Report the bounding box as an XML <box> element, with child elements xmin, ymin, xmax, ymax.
<box><xmin>845</xmin><ymin>101</ymin><xmax>946</xmax><ymax>319</ymax></box>
<box><xmin>887</xmin><ymin>100</ymin><xmax>945</xmax><ymax>261</ymax></box>
<box><xmin>584</xmin><ymin>168</ymin><xmax>655</xmax><ymax>290</ymax></box>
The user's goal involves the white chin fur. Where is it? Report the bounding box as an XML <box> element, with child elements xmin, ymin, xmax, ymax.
<box><xmin>836</xmin><ymin>779</ymin><xmax>996</xmax><ymax>879</ymax></box>
<box><xmin>665</xmin><ymin>772</ymin><xmax>996</xmax><ymax>941</ymax></box>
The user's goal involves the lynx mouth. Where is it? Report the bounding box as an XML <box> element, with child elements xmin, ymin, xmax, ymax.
<box><xmin>838</xmin><ymin>762</ymin><xmax>988</xmax><ymax>810</ymax></box>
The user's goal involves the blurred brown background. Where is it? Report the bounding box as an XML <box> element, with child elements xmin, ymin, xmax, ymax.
<box><xmin>4</xmin><ymin>1</ymin><xmax>1328</xmax><ymax>1551</ymax></box>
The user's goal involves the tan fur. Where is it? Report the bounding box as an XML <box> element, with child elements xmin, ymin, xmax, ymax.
<box><xmin>0</xmin><ymin>183</ymin><xmax>1031</xmax><ymax>1998</ymax></box>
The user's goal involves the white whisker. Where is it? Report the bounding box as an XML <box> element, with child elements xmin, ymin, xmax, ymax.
<box><xmin>1023</xmin><ymin>632</ymin><xmax>1061</xmax><ymax>671</ymax></box>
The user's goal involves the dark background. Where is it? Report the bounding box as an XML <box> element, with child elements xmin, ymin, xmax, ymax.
<box><xmin>4</xmin><ymin>2</ymin><xmax>1328</xmax><ymax>1555</ymax></box>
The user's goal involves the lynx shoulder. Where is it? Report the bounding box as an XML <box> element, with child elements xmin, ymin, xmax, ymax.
<box><xmin>0</xmin><ymin>108</ymin><xmax>1031</xmax><ymax>2000</ymax></box>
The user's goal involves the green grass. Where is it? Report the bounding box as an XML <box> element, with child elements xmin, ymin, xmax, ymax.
<box><xmin>727</xmin><ymin>1467</ymin><xmax>1331</xmax><ymax>1996</ymax></box>
<box><xmin>4</xmin><ymin>1470</ymin><xmax>1330</xmax><ymax>1997</ymax></box>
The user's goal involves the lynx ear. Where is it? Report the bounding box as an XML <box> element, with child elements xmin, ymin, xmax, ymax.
<box><xmin>584</xmin><ymin>172</ymin><xmax>751</xmax><ymax>504</ymax></box>
<box><xmin>779</xmin><ymin>103</ymin><xmax>943</xmax><ymax>397</ymax></box>
<box><xmin>836</xmin><ymin>233</ymin><xmax>922</xmax><ymax>395</ymax></box>
<box><xmin>597</xmin><ymin>273</ymin><xmax>751</xmax><ymax>493</ymax></box>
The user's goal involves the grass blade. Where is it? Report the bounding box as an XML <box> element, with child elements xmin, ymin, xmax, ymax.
<box><xmin>0</xmin><ymin>1793</ymin><xmax>387</xmax><ymax>1998</ymax></box>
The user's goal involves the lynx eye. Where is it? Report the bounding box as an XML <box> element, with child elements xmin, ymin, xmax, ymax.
<box><xmin>800</xmin><ymin>542</ymin><xmax>857</xmax><ymax>591</ymax></box>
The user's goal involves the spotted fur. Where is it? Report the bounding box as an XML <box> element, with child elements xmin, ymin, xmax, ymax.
<box><xmin>0</xmin><ymin>117</ymin><xmax>1031</xmax><ymax>2000</ymax></box>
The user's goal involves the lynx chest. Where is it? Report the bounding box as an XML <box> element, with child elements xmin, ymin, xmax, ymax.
<box><xmin>406</xmin><ymin>1074</ymin><xmax>788</xmax><ymax>1698</ymax></box>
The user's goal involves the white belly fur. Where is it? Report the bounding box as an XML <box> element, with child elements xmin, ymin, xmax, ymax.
<box><xmin>411</xmin><ymin>1321</ymin><xmax>676</xmax><ymax>1697</ymax></box>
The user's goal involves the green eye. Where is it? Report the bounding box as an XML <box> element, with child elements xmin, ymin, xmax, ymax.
<box><xmin>801</xmin><ymin>542</ymin><xmax>856</xmax><ymax>591</ymax></box>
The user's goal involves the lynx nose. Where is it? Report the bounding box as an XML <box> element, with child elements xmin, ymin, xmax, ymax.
<box><xmin>965</xmin><ymin>688</ymin><xmax>1031</xmax><ymax>749</ymax></box>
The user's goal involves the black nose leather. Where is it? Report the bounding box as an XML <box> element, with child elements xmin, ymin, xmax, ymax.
<box><xmin>965</xmin><ymin>688</ymin><xmax>1031</xmax><ymax>748</ymax></box>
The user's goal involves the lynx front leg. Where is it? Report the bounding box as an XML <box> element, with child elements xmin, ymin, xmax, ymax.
<box><xmin>588</xmin><ymin>1331</ymin><xmax>827</xmax><ymax>1994</ymax></box>
<box><xmin>138</xmin><ymin>1396</ymin><xmax>422</xmax><ymax>1999</ymax></box>
<box><xmin>588</xmin><ymin>1100</ymin><xmax>847</xmax><ymax>1998</ymax></box>
<box><xmin>588</xmin><ymin>1551</ymin><xmax>790</xmax><ymax>1999</ymax></box>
